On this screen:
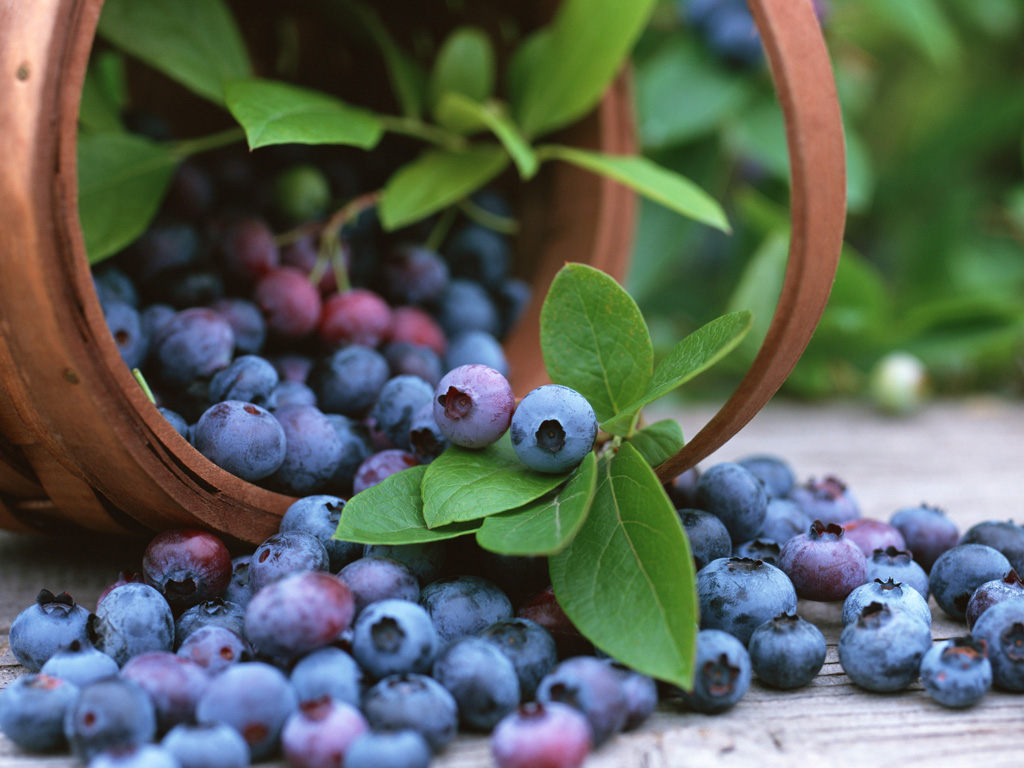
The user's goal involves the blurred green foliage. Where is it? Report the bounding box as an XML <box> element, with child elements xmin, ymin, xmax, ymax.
<box><xmin>629</xmin><ymin>0</ymin><xmax>1024</xmax><ymax>400</ymax></box>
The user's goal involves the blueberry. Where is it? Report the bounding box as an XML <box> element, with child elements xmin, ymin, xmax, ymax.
<box><xmin>838</xmin><ymin>603</ymin><xmax>932</xmax><ymax>692</ymax></box>
<box><xmin>966</xmin><ymin>569</ymin><xmax>1024</xmax><ymax>630</ymax></box>
<box><xmin>433</xmin><ymin>364</ymin><xmax>515</xmax><ymax>449</ymax></box>
<box><xmin>90</xmin><ymin>583</ymin><xmax>175</xmax><ymax>666</ymax></box>
<box><xmin>174</xmin><ymin>598</ymin><xmax>246</xmax><ymax>648</ymax></box>
<box><xmin>383</xmin><ymin>244</ymin><xmax>450</xmax><ymax>305</ymax></box>
<box><xmin>841</xmin><ymin>518</ymin><xmax>908</xmax><ymax>558</ymax></box>
<box><xmin>778</xmin><ymin>520</ymin><xmax>867</xmax><ymax>602</ymax></box>
<box><xmin>890</xmin><ymin>503</ymin><xmax>960</xmax><ymax>572</ymax></box>
<box><xmin>176</xmin><ymin>625</ymin><xmax>248</xmax><ymax>676</ymax></box>
<box><xmin>665</xmin><ymin>466</ymin><xmax>701</xmax><ymax>510</ymax></box>
<box><xmin>490</xmin><ymin>701</ymin><xmax>593</xmax><ymax>768</ymax></box>
<box><xmin>732</xmin><ymin>538</ymin><xmax>782</xmax><ymax>565</ymax></box>
<box><xmin>193</xmin><ymin>401</ymin><xmax>286</xmax><ymax>482</ymax></box>
<box><xmin>383</xmin><ymin>342</ymin><xmax>443</xmax><ymax>388</ymax></box>
<box><xmin>697</xmin><ymin>557</ymin><xmax>797</xmax><ymax>644</ymax></box>
<box><xmin>351</xmin><ymin>598</ymin><xmax>439</xmax><ymax>679</ymax></box>
<box><xmin>214</xmin><ymin>216</ymin><xmax>279</xmax><ymax>284</ymax></box>
<box><xmin>128</xmin><ymin>224</ymin><xmax>199</xmax><ymax>286</ymax></box>
<box><xmin>676</xmin><ymin>628</ymin><xmax>751</xmax><ymax>713</ymax></box>
<box><xmin>319</xmin><ymin>288</ymin><xmax>392</xmax><ymax>349</ymax></box>
<box><xmin>602</xmin><ymin>660</ymin><xmax>658</xmax><ymax>730</ymax></box>
<box><xmin>93</xmin><ymin>266</ymin><xmax>139</xmax><ymax>307</ymax></box>
<box><xmin>9</xmin><ymin>589</ymin><xmax>93</xmax><ymax>671</ymax></box>
<box><xmin>679</xmin><ymin>509</ymin><xmax>733</xmax><ymax>571</ymax></box>
<box><xmin>40</xmin><ymin>640</ymin><xmax>120</xmax><ymax>687</ymax></box>
<box><xmin>86</xmin><ymin>743</ymin><xmax>181</xmax><ymax>767</ymax></box>
<box><xmin>0</xmin><ymin>673</ymin><xmax>79</xmax><ymax>752</ymax></box>
<box><xmin>420</xmin><ymin>575</ymin><xmax>514</xmax><ymax>646</ymax></box>
<box><xmin>865</xmin><ymin>546</ymin><xmax>930</xmax><ymax>600</ymax></box>
<box><xmin>208</xmin><ymin>355</ymin><xmax>278</xmax><ymax>406</ymax></box>
<box><xmin>477</xmin><ymin>619</ymin><xmax>557</xmax><ymax>704</ymax></box>
<box><xmin>244</xmin><ymin>571</ymin><xmax>355</xmax><ymax>659</ymax></box>
<box><xmin>515</xmin><ymin>585</ymin><xmax>593</xmax><ymax>659</ymax></box>
<box><xmin>510</xmin><ymin>385</ymin><xmax>597</xmax><ymax>474</ymax></box>
<box><xmin>312</xmin><ymin>346</ymin><xmax>390</xmax><ymax>417</ymax></box>
<box><xmin>253</xmin><ymin>266</ymin><xmax>322</xmax><ymax>340</ymax></box>
<box><xmin>371</xmin><ymin>375</ymin><xmax>436</xmax><ymax>452</ymax></box>
<box><xmin>443</xmin><ymin>224</ymin><xmax>510</xmax><ymax>288</ymax></box>
<box><xmin>435</xmin><ymin>278</ymin><xmax>500</xmax><ymax>337</ymax></box>
<box><xmin>704</xmin><ymin>2</ymin><xmax>764</xmax><ymax>67</ymax></box>
<box><xmin>364</xmin><ymin>542</ymin><xmax>447</xmax><ymax>586</ymax></box>
<box><xmin>222</xmin><ymin>556</ymin><xmax>253</xmax><ymax>608</ymax></box>
<box><xmin>337</xmin><ymin>556</ymin><xmax>420</xmax><ymax>615</ymax></box>
<box><xmin>194</xmin><ymin>661</ymin><xmax>298</xmax><ymax>760</ymax></box>
<box><xmin>970</xmin><ymin>599</ymin><xmax>1024</xmax><ymax>691</ymax></box>
<box><xmin>788</xmin><ymin>476</ymin><xmax>860</xmax><ymax>526</ymax></box>
<box><xmin>361</xmin><ymin>673</ymin><xmax>459</xmax><ymax>753</ymax></box>
<box><xmin>267</xmin><ymin>404</ymin><xmax>344</xmax><ymax>495</ymax></box>
<box><xmin>103</xmin><ymin>300</ymin><xmax>147</xmax><ymax>369</ymax></box>
<box><xmin>344</xmin><ymin>729</ymin><xmax>433</xmax><ymax>768</ymax></box>
<box><xmin>280</xmin><ymin>495</ymin><xmax>361</xmax><ymax>572</ymax></box>
<box><xmin>119</xmin><ymin>652</ymin><xmax>211</xmax><ymax>733</ymax></box>
<box><xmin>920</xmin><ymin>637</ymin><xmax>992</xmax><ymax>708</ymax></box>
<box><xmin>247</xmin><ymin>531</ymin><xmax>330</xmax><ymax>592</ymax></box>
<box><xmin>433</xmin><ymin>636</ymin><xmax>520</xmax><ymax>730</ymax></box>
<box><xmin>737</xmin><ymin>454</ymin><xmax>795</xmax><ymax>499</ymax></box>
<box><xmin>289</xmin><ymin>647</ymin><xmax>362</xmax><ymax>707</ymax></box>
<box><xmin>266</xmin><ymin>379</ymin><xmax>317</xmax><ymax>410</ymax></box>
<box><xmin>63</xmin><ymin>677</ymin><xmax>157</xmax><ymax>761</ymax></box>
<box><xmin>211</xmin><ymin>297</ymin><xmax>267</xmax><ymax>355</ymax></box>
<box><xmin>324</xmin><ymin>415</ymin><xmax>373</xmax><ymax>493</ymax></box>
<box><xmin>694</xmin><ymin>462</ymin><xmax>768</xmax><ymax>544</ymax></box>
<box><xmin>352</xmin><ymin>449</ymin><xmax>421</xmax><ymax>494</ymax></box>
<box><xmin>756</xmin><ymin>498</ymin><xmax>812</xmax><ymax>545</ymax></box>
<box><xmin>161</xmin><ymin>722</ymin><xmax>251</xmax><ymax>768</ymax></box>
<box><xmin>929</xmin><ymin>543</ymin><xmax>1012</xmax><ymax>620</ymax></box>
<box><xmin>152</xmin><ymin>308</ymin><xmax>235</xmax><ymax>388</ymax></box>
<box><xmin>444</xmin><ymin>330</ymin><xmax>509</xmax><ymax>375</ymax></box>
<box><xmin>280</xmin><ymin>698</ymin><xmax>369</xmax><ymax>768</ymax></box>
<box><xmin>536</xmin><ymin>655</ymin><xmax>628</xmax><ymax>746</ymax></box>
<box><xmin>494</xmin><ymin>277</ymin><xmax>532</xmax><ymax>338</ymax></box>
<box><xmin>841</xmin><ymin>578</ymin><xmax>931</xmax><ymax>628</ymax></box>
<box><xmin>408</xmin><ymin>401</ymin><xmax>449</xmax><ymax>462</ymax></box>
<box><xmin>748</xmin><ymin>612</ymin><xmax>826</xmax><ymax>689</ymax></box>
<box><xmin>143</xmin><ymin>529</ymin><xmax>233</xmax><ymax>613</ymax></box>
<box><xmin>159</xmin><ymin>407</ymin><xmax>190</xmax><ymax>439</ymax></box>
<box><xmin>960</xmin><ymin>520</ymin><xmax>1024</xmax><ymax>575</ymax></box>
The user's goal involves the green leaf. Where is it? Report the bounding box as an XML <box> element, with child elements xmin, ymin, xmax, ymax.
<box><xmin>333</xmin><ymin>465</ymin><xmax>480</xmax><ymax>545</ymax></box>
<box><xmin>510</xmin><ymin>0</ymin><xmax>658</xmax><ymax>137</ymax></box>
<box><xmin>475</xmin><ymin>452</ymin><xmax>597</xmax><ymax>556</ymax></box>
<box><xmin>725</xmin><ymin>229</ymin><xmax>790</xmax><ymax>362</ymax></box>
<box><xmin>224</xmin><ymin>79</ymin><xmax>383</xmax><ymax>151</ymax></box>
<box><xmin>379</xmin><ymin>145</ymin><xmax>510</xmax><ymax>231</ymax></box>
<box><xmin>96</xmin><ymin>0</ymin><xmax>251</xmax><ymax>105</ymax></box>
<box><xmin>77</xmin><ymin>132</ymin><xmax>181</xmax><ymax>264</ymax></box>
<box><xmin>600</xmin><ymin>311</ymin><xmax>752</xmax><ymax>435</ymax></box>
<box><xmin>863</xmin><ymin>0</ymin><xmax>960</xmax><ymax>67</ymax></box>
<box><xmin>540</xmin><ymin>264</ymin><xmax>654</xmax><ymax>427</ymax></box>
<box><xmin>435</xmin><ymin>94</ymin><xmax>539</xmax><ymax>178</ymax></box>
<box><xmin>625</xmin><ymin>420</ymin><xmax>684</xmax><ymax>468</ymax></box>
<box><xmin>422</xmin><ymin>433</ymin><xmax>571</xmax><ymax>528</ymax></box>
<box><xmin>429</xmin><ymin>26</ymin><xmax>495</xmax><ymax>109</ymax></box>
<box><xmin>537</xmin><ymin>145</ymin><xmax>730</xmax><ymax>233</ymax></box>
<box><xmin>79</xmin><ymin>51</ymin><xmax>126</xmax><ymax>133</ymax></box>
<box><xmin>549</xmin><ymin>443</ymin><xmax>697</xmax><ymax>687</ymax></box>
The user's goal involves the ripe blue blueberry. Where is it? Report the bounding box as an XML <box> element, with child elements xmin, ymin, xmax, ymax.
<box><xmin>677</xmin><ymin>628</ymin><xmax>751</xmax><ymax>713</ymax></box>
<box><xmin>420</xmin><ymin>575</ymin><xmax>513</xmax><ymax>646</ymax></box>
<box><xmin>175</xmin><ymin>598</ymin><xmax>246</xmax><ymax>647</ymax></box>
<box><xmin>748</xmin><ymin>612</ymin><xmax>826</xmax><ymax>689</ymax></box>
<box><xmin>384</xmin><ymin>244</ymin><xmax>450</xmax><ymax>305</ymax></box>
<box><xmin>841</xmin><ymin>578</ymin><xmax>931</xmax><ymax>628</ymax></box>
<box><xmin>9</xmin><ymin>589</ymin><xmax>93</xmax><ymax>672</ymax></box>
<box><xmin>435</xmin><ymin>278</ymin><xmax>500</xmax><ymax>337</ymax></box>
<box><xmin>90</xmin><ymin>582</ymin><xmax>175</xmax><ymax>666</ymax></box>
<box><xmin>970</xmin><ymin>599</ymin><xmax>1024</xmax><ymax>691</ymax></box>
<box><xmin>679</xmin><ymin>509</ymin><xmax>732</xmax><ymax>571</ymax></box>
<box><xmin>40</xmin><ymin>640</ymin><xmax>120</xmax><ymax>687</ymax></box>
<box><xmin>0</xmin><ymin>673</ymin><xmax>79</xmax><ymax>752</ymax></box>
<box><xmin>211</xmin><ymin>297</ymin><xmax>266</xmax><ymax>355</ymax></box>
<box><xmin>732</xmin><ymin>538</ymin><xmax>782</xmax><ymax>566</ymax></box>
<box><xmin>352</xmin><ymin>449</ymin><xmax>420</xmax><ymax>494</ymax></box>
<box><xmin>337</xmin><ymin>556</ymin><xmax>420</xmax><ymax>616</ymax></box>
<box><xmin>737</xmin><ymin>454</ymin><xmax>796</xmax><ymax>499</ymax></box>
<box><xmin>280</xmin><ymin>698</ymin><xmax>368</xmax><ymax>768</ymax></box>
<box><xmin>408</xmin><ymin>401</ymin><xmax>449</xmax><ymax>462</ymax></box>
<box><xmin>432</xmin><ymin>364</ymin><xmax>515</xmax><ymax>449</ymax></box>
<box><xmin>86</xmin><ymin>743</ymin><xmax>180</xmax><ymax>768</ymax></box>
<box><xmin>103</xmin><ymin>300</ymin><xmax>147</xmax><ymax>370</ymax></box>
<box><xmin>175</xmin><ymin>625</ymin><xmax>247</xmax><ymax>676</ymax></box>
<box><xmin>280</xmin><ymin>495</ymin><xmax>361</xmax><ymax>572</ymax></box>
<box><xmin>208</xmin><ymin>355</ymin><xmax>278</xmax><ymax>406</ymax></box>
<box><xmin>490</xmin><ymin>701</ymin><xmax>592</xmax><ymax>768</ymax></box>
<box><xmin>966</xmin><ymin>569</ymin><xmax>1024</xmax><ymax>630</ymax></box>
<box><xmin>351</xmin><ymin>598</ymin><xmax>439</xmax><ymax>679</ymax></box>
<box><xmin>929</xmin><ymin>543</ymin><xmax>1011</xmax><ymax>620</ymax></box>
<box><xmin>778</xmin><ymin>520</ymin><xmax>867</xmax><ymax>602</ymax></box>
<box><xmin>509</xmin><ymin>385</ymin><xmax>597</xmax><ymax>474</ymax></box>
<box><xmin>119</xmin><ymin>651</ymin><xmax>211</xmax><ymax>733</ymax></box>
<box><xmin>289</xmin><ymin>647</ymin><xmax>362</xmax><ymax>707</ymax></box>
<box><xmin>433</xmin><ymin>636</ymin><xmax>520</xmax><ymax>731</ymax></box>
<box><xmin>443</xmin><ymin>224</ymin><xmax>510</xmax><ymax>288</ymax></box>
<box><xmin>325</xmin><ymin>414</ymin><xmax>373</xmax><ymax>493</ymax></box>
<box><xmin>364</xmin><ymin>541</ymin><xmax>447</xmax><ymax>586</ymax></box>
<box><xmin>838</xmin><ymin>603</ymin><xmax>932</xmax><ymax>692</ymax></box>
<box><xmin>920</xmin><ymin>637</ymin><xmax>992</xmax><ymax>708</ymax></box>
<box><xmin>960</xmin><ymin>520</ymin><xmax>1024</xmax><ymax>576</ymax></box>
<box><xmin>444</xmin><ymin>330</ymin><xmax>509</xmax><ymax>376</ymax></box>
<box><xmin>602</xmin><ymin>660</ymin><xmax>658</xmax><ymax>730</ymax></box>
<box><xmin>221</xmin><ymin>556</ymin><xmax>253</xmax><ymax>608</ymax></box>
<box><xmin>267</xmin><ymin>380</ymin><xmax>317</xmax><ymax>410</ymax></box>
<box><xmin>248</xmin><ymin>531</ymin><xmax>330</xmax><ymax>592</ymax></box>
<box><xmin>63</xmin><ymin>677</ymin><xmax>157</xmax><ymax>761</ymax></box>
<box><xmin>312</xmin><ymin>345</ymin><xmax>390</xmax><ymax>416</ymax></box>
<box><xmin>161</xmin><ymin>722</ymin><xmax>250</xmax><ymax>768</ymax></box>
<box><xmin>536</xmin><ymin>655</ymin><xmax>628</xmax><ymax>746</ymax></box>
<box><xmin>756</xmin><ymin>498</ymin><xmax>812</xmax><ymax>546</ymax></box>
<box><xmin>890</xmin><ymin>503</ymin><xmax>959</xmax><ymax>572</ymax></box>
<box><xmin>344</xmin><ymin>729</ymin><xmax>433</xmax><ymax>768</ymax></box>
<box><xmin>384</xmin><ymin>342</ymin><xmax>443</xmax><ymax>387</ymax></box>
<box><xmin>371</xmin><ymin>375</ymin><xmax>436</xmax><ymax>452</ymax></box>
<box><xmin>361</xmin><ymin>673</ymin><xmax>459</xmax><ymax>753</ymax></box>
<box><xmin>865</xmin><ymin>546</ymin><xmax>930</xmax><ymax>600</ymax></box>
<box><xmin>695</xmin><ymin>462</ymin><xmax>768</xmax><ymax>544</ymax></box>
<box><xmin>266</xmin><ymin>404</ymin><xmax>344</xmax><ymax>495</ymax></box>
<box><xmin>193</xmin><ymin>400</ymin><xmax>286</xmax><ymax>482</ymax></box>
<box><xmin>788</xmin><ymin>476</ymin><xmax>860</xmax><ymax>526</ymax></box>
<box><xmin>696</xmin><ymin>557</ymin><xmax>798</xmax><ymax>644</ymax></box>
<box><xmin>479</xmin><ymin>618</ymin><xmax>559</xmax><ymax>702</ymax></box>
<box><xmin>151</xmin><ymin>308</ymin><xmax>234</xmax><ymax>388</ymax></box>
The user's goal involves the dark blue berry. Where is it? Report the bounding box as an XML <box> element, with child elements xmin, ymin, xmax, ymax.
<box><xmin>103</xmin><ymin>300</ymin><xmax>147</xmax><ymax>369</ymax></box>
<box><xmin>603</xmin><ymin>660</ymin><xmax>658</xmax><ymax>730</ymax></box>
<box><xmin>841</xmin><ymin>578</ymin><xmax>931</xmax><ymax>628</ymax></box>
<box><xmin>443</xmin><ymin>224</ymin><xmax>510</xmax><ymax>288</ymax></box>
<box><xmin>152</xmin><ymin>308</ymin><xmax>234</xmax><ymax>388</ymax></box>
<box><xmin>383</xmin><ymin>342</ymin><xmax>443</xmax><ymax>387</ymax></box>
<box><xmin>696</xmin><ymin>556</ymin><xmax>797</xmax><ymax>644</ymax></box>
<box><xmin>337</xmin><ymin>556</ymin><xmax>420</xmax><ymax>615</ymax></box>
<box><xmin>890</xmin><ymin>503</ymin><xmax>959</xmax><ymax>572</ymax></box>
<box><xmin>433</xmin><ymin>636</ymin><xmax>520</xmax><ymax>730</ymax></box>
<box><xmin>510</xmin><ymin>385</ymin><xmax>597</xmax><ymax>474</ymax></box>
<box><xmin>174</xmin><ymin>598</ymin><xmax>246</xmax><ymax>647</ymax></box>
<box><xmin>695</xmin><ymin>462</ymin><xmax>768</xmax><ymax>545</ymax></box>
<box><xmin>929</xmin><ymin>543</ymin><xmax>1012</xmax><ymax>620</ymax></box>
<box><xmin>865</xmin><ymin>546</ymin><xmax>929</xmax><ymax>600</ymax></box>
<box><xmin>208</xmin><ymin>355</ymin><xmax>278</xmax><ymax>406</ymax></box>
<box><xmin>248</xmin><ymin>532</ymin><xmax>330</xmax><ymax>592</ymax></box>
<box><xmin>444</xmin><ymin>330</ymin><xmax>509</xmax><ymax>375</ymax></box>
<box><xmin>361</xmin><ymin>673</ymin><xmax>459</xmax><ymax>753</ymax></box>
<box><xmin>0</xmin><ymin>673</ymin><xmax>79</xmax><ymax>752</ymax></box>
<box><xmin>345</xmin><ymin>729</ymin><xmax>433</xmax><ymax>768</ymax></box>
<box><xmin>40</xmin><ymin>640</ymin><xmax>120</xmax><ymax>687</ymax></box>
<box><xmin>288</xmin><ymin>647</ymin><xmax>362</xmax><ymax>707</ymax></box>
<box><xmin>193</xmin><ymin>401</ymin><xmax>286</xmax><ymax>482</ymax></box>
<box><xmin>748</xmin><ymin>612</ymin><xmax>826</xmax><ymax>689</ymax></box>
<box><xmin>176</xmin><ymin>625</ymin><xmax>247</xmax><ymax>676</ymax></box>
<box><xmin>371</xmin><ymin>375</ymin><xmax>436</xmax><ymax>452</ymax></box>
<box><xmin>312</xmin><ymin>346</ymin><xmax>390</xmax><ymax>417</ymax></box>
<box><xmin>408</xmin><ymin>401</ymin><xmax>449</xmax><ymax>462</ymax></box>
<box><xmin>211</xmin><ymin>298</ymin><xmax>267</xmax><ymax>355</ymax></box>
<box><xmin>63</xmin><ymin>677</ymin><xmax>157</xmax><ymax>761</ymax></box>
<box><xmin>678</xmin><ymin>628</ymin><xmax>751</xmax><ymax>713</ymax></box>
<box><xmin>920</xmin><ymin>637</ymin><xmax>992</xmax><ymax>708</ymax></box>
<box><xmin>435</xmin><ymin>278</ymin><xmax>500</xmax><ymax>337</ymax></box>
<box><xmin>325</xmin><ymin>414</ymin><xmax>373</xmax><ymax>493</ymax></box>
<box><xmin>756</xmin><ymin>498</ymin><xmax>812</xmax><ymax>545</ymax></box>
<box><xmin>267</xmin><ymin>404</ymin><xmax>344</xmax><ymax>495</ymax></box>
<box><xmin>960</xmin><ymin>520</ymin><xmax>1024</xmax><ymax>575</ymax></box>
<box><xmin>420</xmin><ymin>575</ymin><xmax>513</xmax><ymax>646</ymax></box>
<box><xmin>732</xmin><ymin>538</ymin><xmax>782</xmax><ymax>566</ymax></box>
<box><xmin>119</xmin><ymin>651</ymin><xmax>211</xmax><ymax>733</ymax></box>
<box><xmin>970</xmin><ymin>599</ymin><xmax>1024</xmax><ymax>691</ymax></box>
<box><xmin>536</xmin><ymin>656</ymin><xmax>628</xmax><ymax>746</ymax></box>
<box><xmin>351</xmin><ymin>598</ymin><xmax>439</xmax><ymax>679</ymax></box>
<box><xmin>9</xmin><ymin>589</ymin><xmax>93</xmax><ymax>671</ymax></box>
<box><xmin>266</xmin><ymin>380</ymin><xmax>317</xmax><ymax>410</ymax></box>
<box><xmin>838</xmin><ymin>603</ymin><xmax>932</xmax><ymax>692</ymax></box>
<box><xmin>280</xmin><ymin>495</ymin><xmax>361</xmax><ymax>572</ymax></box>
<box><xmin>90</xmin><ymin>583</ymin><xmax>175</xmax><ymax>666</ymax></box>
<box><xmin>364</xmin><ymin>542</ymin><xmax>447</xmax><ymax>586</ymax></box>
<box><xmin>383</xmin><ymin>244</ymin><xmax>450</xmax><ymax>305</ymax></box>
<box><xmin>479</xmin><ymin>618</ymin><xmax>559</xmax><ymax>702</ymax></box>
<box><xmin>159</xmin><ymin>407</ymin><xmax>190</xmax><ymax>439</ymax></box>
<box><xmin>161</xmin><ymin>722</ymin><xmax>250</xmax><ymax>768</ymax></box>
<box><xmin>221</xmin><ymin>556</ymin><xmax>253</xmax><ymax>607</ymax></box>
<box><xmin>966</xmin><ymin>570</ymin><xmax>1024</xmax><ymax>630</ymax></box>
<box><xmin>737</xmin><ymin>454</ymin><xmax>795</xmax><ymax>499</ymax></box>
<box><xmin>353</xmin><ymin>449</ymin><xmax>421</xmax><ymax>494</ymax></box>
<box><xmin>788</xmin><ymin>476</ymin><xmax>860</xmax><ymax>526</ymax></box>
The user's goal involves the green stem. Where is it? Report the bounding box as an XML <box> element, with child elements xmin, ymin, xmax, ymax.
<box><xmin>379</xmin><ymin>115</ymin><xmax>468</xmax><ymax>151</ymax></box>
<box><xmin>458</xmin><ymin>198</ymin><xmax>519</xmax><ymax>235</ymax></box>
<box><xmin>424</xmin><ymin>206</ymin><xmax>458</xmax><ymax>252</ymax></box>
<box><xmin>132</xmin><ymin>368</ymin><xmax>156</xmax><ymax>405</ymax></box>
<box><xmin>172</xmin><ymin>127</ymin><xmax>246</xmax><ymax>159</ymax></box>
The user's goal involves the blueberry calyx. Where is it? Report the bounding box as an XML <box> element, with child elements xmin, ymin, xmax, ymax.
<box><xmin>872</xmin><ymin>546</ymin><xmax>913</xmax><ymax>564</ymax></box>
<box><xmin>1001</xmin><ymin>623</ymin><xmax>1024</xmax><ymax>661</ymax></box>
<box><xmin>370</xmin><ymin>617</ymin><xmax>406</xmax><ymax>652</ymax></box>
<box><xmin>1002</xmin><ymin>569</ymin><xmax>1023</xmax><ymax>587</ymax></box>
<box><xmin>164</xmin><ymin>577</ymin><xmax>199</xmax><ymax>602</ymax></box>
<box><xmin>536</xmin><ymin>420</ymin><xmax>566</xmax><ymax>453</ymax></box>
<box><xmin>440</xmin><ymin>387</ymin><xmax>473</xmax><ymax>419</ymax></box>
<box><xmin>299</xmin><ymin>697</ymin><xmax>333</xmax><ymax>721</ymax></box>
<box><xmin>942</xmin><ymin>636</ymin><xmax>988</xmax><ymax>665</ymax></box>
<box><xmin>856</xmin><ymin>601</ymin><xmax>891</xmax><ymax>628</ymax></box>
<box><xmin>36</xmin><ymin>589</ymin><xmax>75</xmax><ymax>609</ymax></box>
<box><xmin>517</xmin><ymin>701</ymin><xmax>548</xmax><ymax>720</ymax></box>
<box><xmin>874</xmin><ymin>577</ymin><xmax>902</xmax><ymax>592</ymax></box>
<box><xmin>725</xmin><ymin>557</ymin><xmax>766</xmax><ymax>573</ymax></box>
<box><xmin>809</xmin><ymin>520</ymin><xmax>845</xmax><ymax>540</ymax></box>
<box><xmin>704</xmin><ymin>654</ymin><xmax>741</xmax><ymax>696</ymax></box>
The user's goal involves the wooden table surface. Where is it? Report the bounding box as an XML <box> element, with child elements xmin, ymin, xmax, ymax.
<box><xmin>2</xmin><ymin>397</ymin><xmax>1023</xmax><ymax>768</ymax></box>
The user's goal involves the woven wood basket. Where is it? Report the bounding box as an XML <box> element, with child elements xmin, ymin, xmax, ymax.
<box><xmin>0</xmin><ymin>0</ymin><xmax>845</xmax><ymax>545</ymax></box>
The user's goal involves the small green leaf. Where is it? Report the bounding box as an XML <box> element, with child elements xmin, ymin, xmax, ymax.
<box><xmin>429</xmin><ymin>26</ymin><xmax>495</xmax><ymax>109</ymax></box>
<box><xmin>79</xmin><ymin>52</ymin><xmax>126</xmax><ymax>133</ymax></box>
<box><xmin>601</xmin><ymin>311</ymin><xmax>752</xmax><ymax>435</ymax></box>
<box><xmin>550</xmin><ymin>443</ymin><xmax>697</xmax><ymax>687</ymax></box>
<box><xmin>626</xmin><ymin>420</ymin><xmax>684</xmax><ymax>468</ymax></box>
<box><xmin>510</xmin><ymin>0</ymin><xmax>658</xmax><ymax>137</ymax></box>
<box><xmin>77</xmin><ymin>133</ymin><xmax>181</xmax><ymax>264</ymax></box>
<box><xmin>540</xmin><ymin>264</ymin><xmax>653</xmax><ymax>428</ymax></box>
<box><xmin>475</xmin><ymin>452</ymin><xmax>597</xmax><ymax>556</ymax></box>
<box><xmin>422</xmin><ymin>433</ymin><xmax>570</xmax><ymax>528</ymax></box>
<box><xmin>97</xmin><ymin>0</ymin><xmax>251</xmax><ymax>105</ymax></box>
<box><xmin>224</xmin><ymin>79</ymin><xmax>383</xmax><ymax>151</ymax></box>
<box><xmin>333</xmin><ymin>465</ymin><xmax>481</xmax><ymax>545</ymax></box>
<box><xmin>537</xmin><ymin>145</ymin><xmax>730</xmax><ymax>233</ymax></box>
<box><xmin>435</xmin><ymin>94</ymin><xmax>539</xmax><ymax>178</ymax></box>
<box><xmin>379</xmin><ymin>145</ymin><xmax>510</xmax><ymax>231</ymax></box>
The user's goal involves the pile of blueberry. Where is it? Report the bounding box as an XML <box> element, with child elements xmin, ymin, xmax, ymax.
<box><xmin>93</xmin><ymin>137</ymin><xmax>536</xmax><ymax>497</ymax></box>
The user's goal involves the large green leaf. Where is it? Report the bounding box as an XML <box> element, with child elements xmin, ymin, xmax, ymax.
<box><xmin>510</xmin><ymin>0</ymin><xmax>657</xmax><ymax>138</ymax></box>
<box><xmin>475</xmin><ymin>452</ymin><xmax>597</xmax><ymax>556</ymax></box>
<box><xmin>224</xmin><ymin>79</ymin><xmax>383</xmax><ymax>150</ymax></box>
<box><xmin>422</xmin><ymin>433</ymin><xmax>569</xmax><ymax>528</ymax></box>
<box><xmin>435</xmin><ymin>94</ymin><xmax>538</xmax><ymax>178</ymax></box>
<box><xmin>625</xmin><ymin>420</ymin><xmax>684</xmax><ymax>468</ymax></box>
<box><xmin>549</xmin><ymin>443</ymin><xmax>697</xmax><ymax>687</ymax></box>
<box><xmin>79</xmin><ymin>52</ymin><xmax>126</xmax><ymax>133</ymax></box>
<box><xmin>379</xmin><ymin>145</ymin><xmax>509</xmax><ymax>231</ymax></box>
<box><xmin>77</xmin><ymin>133</ymin><xmax>180</xmax><ymax>264</ymax></box>
<box><xmin>333</xmin><ymin>465</ymin><xmax>480</xmax><ymax>544</ymax></box>
<box><xmin>429</xmin><ymin>27</ymin><xmax>495</xmax><ymax>109</ymax></box>
<box><xmin>601</xmin><ymin>311</ymin><xmax>752</xmax><ymax>435</ymax></box>
<box><xmin>97</xmin><ymin>0</ymin><xmax>251</xmax><ymax>105</ymax></box>
<box><xmin>537</xmin><ymin>145</ymin><xmax>730</xmax><ymax>233</ymax></box>
<box><xmin>540</xmin><ymin>264</ymin><xmax>653</xmax><ymax>428</ymax></box>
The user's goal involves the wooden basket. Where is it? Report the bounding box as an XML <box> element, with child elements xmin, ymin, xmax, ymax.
<box><xmin>0</xmin><ymin>0</ymin><xmax>844</xmax><ymax>545</ymax></box>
